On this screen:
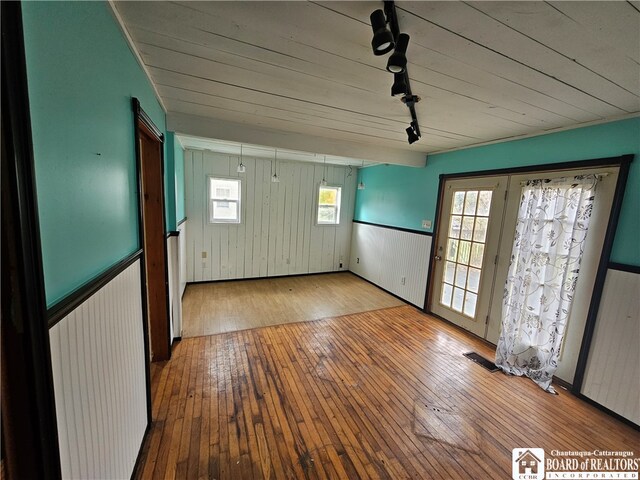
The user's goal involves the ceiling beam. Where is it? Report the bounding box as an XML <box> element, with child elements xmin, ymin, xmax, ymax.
<box><xmin>167</xmin><ymin>112</ymin><xmax>427</xmax><ymax>167</ymax></box>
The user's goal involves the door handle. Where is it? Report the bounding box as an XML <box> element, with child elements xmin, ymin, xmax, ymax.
<box><xmin>434</xmin><ymin>255</ymin><xmax>442</xmax><ymax>261</ymax></box>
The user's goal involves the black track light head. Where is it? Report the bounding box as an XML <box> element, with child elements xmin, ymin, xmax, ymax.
<box><xmin>391</xmin><ymin>73</ymin><xmax>408</xmax><ymax>97</ymax></box>
<box><xmin>370</xmin><ymin>9</ymin><xmax>395</xmax><ymax>56</ymax></box>
<box><xmin>386</xmin><ymin>33</ymin><xmax>410</xmax><ymax>74</ymax></box>
<box><xmin>406</xmin><ymin>121</ymin><xmax>420</xmax><ymax>144</ymax></box>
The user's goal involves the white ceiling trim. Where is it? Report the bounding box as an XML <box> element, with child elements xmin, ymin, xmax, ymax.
<box><xmin>107</xmin><ymin>1</ymin><xmax>167</xmax><ymax>113</ymax></box>
<box><xmin>167</xmin><ymin>112</ymin><xmax>427</xmax><ymax>167</ymax></box>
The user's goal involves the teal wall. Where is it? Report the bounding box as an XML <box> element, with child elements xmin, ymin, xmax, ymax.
<box><xmin>355</xmin><ymin>117</ymin><xmax>640</xmax><ymax>266</ymax></box>
<box><xmin>164</xmin><ymin>133</ymin><xmax>177</xmax><ymax>231</ymax></box>
<box><xmin>175</xmin><ymin>137</ymin><xmax>185</xmax><ymax>223</ymax></box>
<box><xmin>22</xmin><ymin>1</ymin><xmax>166</xmax><ymax>306</ymax></box>
<box><xmin>165</xmin><ymin>132</ymin><xmax>185</xmax><ymax>227</ymax></box>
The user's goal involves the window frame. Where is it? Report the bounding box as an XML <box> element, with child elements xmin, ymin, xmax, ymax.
<box><xmin>207</xmin><ymin>175</ymin><xmax>242</xmax><ymax>224</ymax></box>
<box><xmin>316</xmin><ymin>184</ymin><xmax>342</xmax><ymax>226</ymax></box>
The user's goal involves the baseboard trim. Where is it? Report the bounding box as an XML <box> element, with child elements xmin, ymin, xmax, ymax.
<box><xmin>130</xmin><ymin>422</ymin><xmax>150</xmax><ymax>480</ymax></box>
<box><xmin>186</xmin><ymin>270</ymin><xmax>348</xmax><ymax>287</ymax></box>
<box><xmin>348</xmin><ymin>271</ymin><xmax>422</xmax><ymax>310</ymax></box>
<box><xmin>574</xmin><ymin>393</ymin><xmax>639</xmax><ymax>431</ymax></box>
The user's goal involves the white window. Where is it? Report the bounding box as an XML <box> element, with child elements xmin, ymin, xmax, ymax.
<box><xmin>209</xmin><ymin>177</ymin><xmax>241</xmax><ymax>223</ymax></box>
<box><xmin>317</xmin><ymin>185</ymin><xmax>341</xmax><ymax>225</ymax></box>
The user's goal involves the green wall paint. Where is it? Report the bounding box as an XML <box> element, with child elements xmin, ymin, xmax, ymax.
<box><xmin>166</xmin><ymin>132</ymin><xmax>185</xmax><ymax>226</ymax></box>
<box><xmin>174</xmin><ymin>137</ymin><xmax>186</xmax><ymax>223</ymax></box>
<box><xmin>22</xmin><ymin>1</ymin><xmax>166</xmax><ymax>306</ymax></box>
<box><xmin>165</xmin><ymin>133</ymin><xmax>177</xmax><ymax>232</ymax></box>
<box><xmin>355</xmin><ymin>118</ymin><xmax>640</xmax><ymax>265</ymax></box>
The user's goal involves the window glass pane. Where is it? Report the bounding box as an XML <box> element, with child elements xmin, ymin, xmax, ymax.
<box><xmin>454</xmin><ymin>264</ymin><xmax>468</xmax><ymax>288</ymax></box>
<box><xmin>210</xmin><ymin>178</ymin><xmax>240</xmax><ymax>200</ymax></box>
<box><xmin>461</xmin><ymin>216</ymin><xmax>475</xmax><ymax>240</ymax></box>
<box><xmin>473</xmin><ymin>217</ymin><xmax>489</xmax><ymax>243</ymax></box>
<box><xmin>441</xmin><ymin>283</ymin><xmax>453</xmax><ymax>307</ymax></box>
<box><xmin>467</xmin><ymin>268</ymin><xmax>481</xmax><ymax>293</ymax></box>
<box><xmin>446</xmin><ymin>239</ymin><xmax>458</xmax><ymax>262</ymax></box>
<box><xmin>477</xmin><ymin>191</ymin><xmax>493</xmax><ymax>216</ymax></box>
<box><xmin>444</xmin><ymin>261</ymin><xmax>455</xmax><ymax>284</ymax></box>
<box><xmin>470</xmin><ymin>243</ymin><xmax>485</xmax><ymax>268</ymax></box>
<box><xmin>319</xmin><ymin>186</ymin><xmax>338</xmax><ymax>205</ymax></box>
<box><xmin>464</xmin><ymin>191</ymin><xmax>478</xmax><ymax>215</ymax></box>
<box><xmin>317</xmin><ymin>186</ymin><xmax>341</xmax><ymax>224</ymax></box>
<box><xmin>449</xmin><ymin>216</ymin><xmax>462</xmax><ymax>239</ymax></box>
<box><xmin>452</xmin><ymin>191</ymin><xmax>465</xmax><ymax>215</ymax></box>
<box><xmin>457</xmin><ymin>241</ymin><xmax>471</xmax><ymax>265</ymax></box>
<box><xmin>464</xmin><ymin>292</ymin><xmax>477</xmax><ymax>317</ymax></box>
<box><xmin>452</xmin><ymin>287</ymin><xmax>464</xmax><ymax>312</ymax></box>
<box><xmin>318</xmin><ymin>206</ymin><xmax>336</xmax><ymax>224</ymax></box>
<box><xmin>212</xmin><ymin>200</ymin><xmax>238</xmax><ymax>221</ymax></box>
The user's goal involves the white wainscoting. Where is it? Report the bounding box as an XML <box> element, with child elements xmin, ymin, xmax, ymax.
<box><xmin>349</xmin><ymin>222</ymin><xmax>432</xmax><ymax>307</ymax></box>
<box><xmin>582</xmin><ymin>268</ymin><xmax>640</xmax><ymax>424</ymax></box>
<box><xmin>185</xmin><ymin>150</ymin><xmax>356</xmax><ymax>282</ymax></box>
<box><xmin>178</xmin><ymin>220</ymin><xmax>187</xmax><ymax>297</ymax></box>
<box><xmin>49</xmin><ymin>259</ymin><xmax>147</xmax><ymax>480</ymax></box>
<box><xmin>166</xmin><ymin>234</ymin><xmax>182</xmax><ymax>340</ymax></box>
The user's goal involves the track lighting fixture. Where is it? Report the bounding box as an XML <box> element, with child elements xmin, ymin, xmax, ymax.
<box><xmin>370</xmin><ymin>9</ymin><xmax>395</xmax><ymax>56</ymax></box>
<box><xmin>391</xmin><ymin>73</ymin><xmax>407</xmax><ymax>97</ymax></box>
<box><xmin>386</xmin><ymin>33</ymin><xmax>409</xmax><ymax>74</ymax></box>
<box><xmin>406</xmin><ymin>121</ymin><xmax>420</xmax><ymax>144</ymax></box>
<box><xmin>271</xmin><ymin>148</ymin><xmax>280</xmax><ymax>183</ymax></box>
<box><xmin>237</xmin><ymin>144</ymin><xmax>246</xmax><ymax>173</ymax></box>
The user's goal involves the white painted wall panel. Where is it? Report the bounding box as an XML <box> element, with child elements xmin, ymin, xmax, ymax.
<box><xmin>178</xmin><ymin>220</ymin><xmax>187</xmax><ymax>296</ymax></box>
<box><xmin>185</xmin><ymin>150</ymin><xmax>356</xmax><ymax>282</ymax></box>
<box><xmin>582</xmin><ymin>268</ymin><xmax>640</xmax><ymax>424</ymax></box>
<box><xmin>349</xmin><ymin>222</ymin><xmax>432</xmax><ymax>307</ymax></box>
<box><xmin>167</xmin><ymin>235</ymin><xmax>182</xmax><ymax>339</ymax></box>
<box><xmin>49</xmin><ymin>260</ymin><xmax>147</xmax><ymax>480</ymax></box>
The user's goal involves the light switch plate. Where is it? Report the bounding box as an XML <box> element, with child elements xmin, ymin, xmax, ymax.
<box><xmin>422</xmin><ymin>220</ymin><xmax>432</xmax><ymax>229</ymax></box>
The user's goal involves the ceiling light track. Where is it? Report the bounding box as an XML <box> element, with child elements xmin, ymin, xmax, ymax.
<box><xmin>370</xmin><ymin>1</ymin><xmax>421</xmax><ymax>145</ymax></box>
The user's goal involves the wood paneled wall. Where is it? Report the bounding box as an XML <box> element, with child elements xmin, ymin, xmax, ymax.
<box><xmin>48</xmin><ymin>260</ymin><xmax>147</xmax><ymax>479</ymax></box>
<box><xmin>185</xmin><ymin>150</ymin><xmax>356</xmax><ymax>282</ymax></box>
<box><xmin>582</xmin><ymin>268</ymin><xmax>640</xmax><ymax>424</ymax></box>
<box><xmin>349</xmin><ymin>222</ymin><xmax>431</xmax><ymax>307</ymax></box>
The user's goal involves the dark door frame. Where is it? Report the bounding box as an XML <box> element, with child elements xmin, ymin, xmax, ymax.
<box><xmin>132</xmin><ymin>98</ymin><xmax>172</xmax><ymax>367</ymax></box>
<box><xmin>1</xmin><ymin>2</ymin><xmax>62</xmax><ymax>478</ymax></box>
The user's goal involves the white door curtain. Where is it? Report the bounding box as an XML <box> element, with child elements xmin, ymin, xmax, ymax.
<box><xmin>495</xmin><ymin>174</ymin><xmax>600</xmax><ymax>393</ymax></box>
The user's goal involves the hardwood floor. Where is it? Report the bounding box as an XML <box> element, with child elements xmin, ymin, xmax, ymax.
<box><xmin>181</xmin><ymin>273</ymin><xmax>405</xmax><ymax>337</ymax></box>
<box><xmin>135</xmin><ymin>306</ymin><xmax>639</xmax><ymax>479</ymax></box>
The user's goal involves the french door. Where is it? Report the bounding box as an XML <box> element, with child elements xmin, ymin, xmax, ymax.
<box><xmin>430</xmin><ymin>176</ymin><xmax>508</xmax><ymax>337</ymax></box>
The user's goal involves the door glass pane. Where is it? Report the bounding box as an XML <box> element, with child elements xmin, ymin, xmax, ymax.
<box><xmin>464</xmin><ymin>292</ymin><xmax>477</xmax><ymax>317</ymax></box>
<box><xmin>461</xmin><ymin>216</ymin><xmax>475</xmax><ymax>240</ymax></box>
<box><xmin>444</xmin><ymin>261</ymin><xmax>455</xmax><ymax>284</ymax></box>
<box><xmin>441</xmin><ymin>283</ymin><xmax>453</xmax><ymax>307</ymax></box>
<box><xmin>449</xmin><ymin>216</ymin><xmax>462</xmax><ymax>239</ymax></box>
<box><xmin>464</xmin><ymin>191</ymin><xmax>478</xmax><ymax>215</ymax></box>
<box><xmin>453</xmin><ymin>191</ymin><xmax>465</xmax><ymax>214</ymax></box>
<box><xmin>473</xmin><ymin>217</ymin><xmax>488</xmax><ymax>243</ymax></box>
<box><xmin>467</xmin><ymin>268</ymin><xmax>481</xmax><ymax>293</ymax></box>
<box><xmin>446</xmin><ymin>239</ymin><xmax>458</xmax><ymax>261</ymax></box>
<box><xmin>470</xmin><ymin>243</ymin><xmax>485</xmax><ymax>268</ymax></box>
<box><xmin>458</xmin><ymin>241</ymin><xmax>471</xmax><ymax>265</ymax></box>
<box><xmin>477</xmin><ymin>191</ymin><xmax>492</xmax><ymax>216</ymax></box>
<box><xmin>452</xmin><ymin>287</ymin><xmax>464</xmax><ymax>312</ymax></box>
<box><xmin>454</xmin><ymin>264</ymin><xmax>468</xmax><ymax>288</ymax></box>
<box><xmin>439</xmin><ymin>188</ymin><xmax>495</xmax><ymax>320</ymax></box>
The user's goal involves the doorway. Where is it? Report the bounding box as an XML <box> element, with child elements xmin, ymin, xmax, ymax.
<box><xmin>133</xmin><ymin>99</ymin><xmax>171</xmax><ymax>362</ymax></box>
<box><xmin>429</xmin><ymin>164</ymin><xmax>620</xmax><ymax>383</ymax></box>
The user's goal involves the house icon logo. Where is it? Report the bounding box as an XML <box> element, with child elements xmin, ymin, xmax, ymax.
<box><xmin>512</xmin><ymin>448</ymin><xmax>545</xmax><ymax>480</ymax></box>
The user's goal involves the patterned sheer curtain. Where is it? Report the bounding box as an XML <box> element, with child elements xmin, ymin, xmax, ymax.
<box><xmin>495</xmin><ymin>174</ymin><xmax>600</xmax><ymax>393</ymax></box>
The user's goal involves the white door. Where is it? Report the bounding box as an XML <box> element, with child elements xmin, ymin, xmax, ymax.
<box><xmin>430</xmin><ymin>177</ymin><xmax>508</xmax><ymax>337</ymax></box>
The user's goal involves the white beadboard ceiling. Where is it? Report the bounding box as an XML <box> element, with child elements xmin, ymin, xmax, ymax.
<box><xmin>115</xmin><ymin>1</ymin><xmax>640</xmax><ymax>166</ymax></box>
